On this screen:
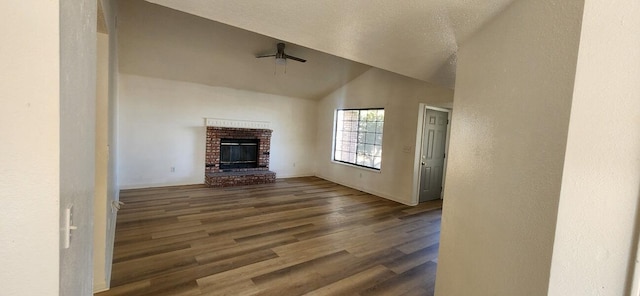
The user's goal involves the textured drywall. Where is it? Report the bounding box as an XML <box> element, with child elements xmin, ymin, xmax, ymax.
<box><xmin>547</xmin><ymin>0</ymin><xmax>640</xmax><ymax>294</ymax></box>
<box><xmin>59</xmin><ymin>0</ymin><xmax>97</xmax><ymax>295</ymax></box>
<box><xmin>435</xmin><ymin>0</ymin><xmax>584</xmax><ymax>295</ymax></box>
<box><xmin>146</xmin><ymin>0</ymin><xmax>515</xmax><ymax>88</ymax></box>
<box><xmin>0</xmin><ymin>1</ymin><xmax>60</xmax><ymax>295</ymax></box>
<box><xmin>118</xmin><ymin>74</ymin><xmax>317</xmax><ymax>189</ymax></box>
<box><xmin>316</xmin><ymin>68</ymin><xmax>453</xmax><ymax>205</ymax></box>
<box><xmin>118</xmin><ymin>0</ymin><xmax>370</xmax><ymax>100</ymax></box>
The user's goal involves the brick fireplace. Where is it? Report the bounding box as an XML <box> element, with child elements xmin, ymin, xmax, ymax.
<box><xmin>204</xmin><ymin>120</ymin><xmax>276</xmax><ymax>187</ymax></box>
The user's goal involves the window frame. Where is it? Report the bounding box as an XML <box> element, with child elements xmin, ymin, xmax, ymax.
<box><xmin>332</xmin><ymin>108</ymin><xmax>385</xmax><ymax>170</ymax></box>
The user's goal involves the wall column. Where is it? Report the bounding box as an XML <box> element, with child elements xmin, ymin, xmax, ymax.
<box><xmin>547</xmin><ymin>0</ymin><xmax>640</xmax><ymax>294</ymax></box>
<box><xmin>435</xmin><ymin>1</ymin><xmax>585</xmax><ymax>295</ymax></box>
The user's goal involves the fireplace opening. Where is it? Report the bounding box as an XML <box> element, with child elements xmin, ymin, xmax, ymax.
<box><xmin>220</xmin><ymin>138</ymin><xmax>259</xmax><ymax>170</ymax></box>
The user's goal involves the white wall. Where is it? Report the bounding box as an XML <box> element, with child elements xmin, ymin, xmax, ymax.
<box><xmin>118</xmin><ymin>74</ymin><xmax>317</xmax><ymax>188</ymax></box>
<box><xmin>435</xmin><ymin>1</ymin><xmax>584</xmax><ymax>295</ymax></box>
<box><xmin>0</xmin><ymin>1</ymin><xmax>61</xmax><ymax>295</ymax></box>
<box><xmin>547</xmin><ymin>0</ymin><xmax>640</xmax><ymax>294</ymax></box>
<box><xmin>316</xmin><ymin>68</ymin><xmax>453</xmax><ymax>205</ymax></box>
<box><xmin>59</xmin><ymin>0</ymin><xmax>97</xmax><ymax>295</ymax></box>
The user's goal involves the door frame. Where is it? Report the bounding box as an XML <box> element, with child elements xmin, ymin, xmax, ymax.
<box><xmin>411</xmin><ymin>104</ymin><xmax>452</xmax><ymax>204</ymax></box>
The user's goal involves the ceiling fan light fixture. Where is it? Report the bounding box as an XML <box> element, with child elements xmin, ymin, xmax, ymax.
<box><xmin>275</xmin><ymin>57</ymin><xmax>287</xmax><ymax>65</ymax></box>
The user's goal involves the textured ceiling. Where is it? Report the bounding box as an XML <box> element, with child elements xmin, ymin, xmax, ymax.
<box><xmin>118</xmin><ymin>0</ymin><xmax>371</xmax><ymax>100</ymax></box>
<box><xmin>146</xmin><ymin>0</ymin><xmax>515</xmax><ymax>88</ymax></box>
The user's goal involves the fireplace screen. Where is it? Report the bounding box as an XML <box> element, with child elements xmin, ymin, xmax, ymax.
<box><xmin>220</xmin><ymin>138</ymin><xmax>259</xmax><ymax>169</ymax></box>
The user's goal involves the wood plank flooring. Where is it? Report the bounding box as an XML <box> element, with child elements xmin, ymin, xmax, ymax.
<box><xmin>96</xmin><ymin>177</ymin><xmax>442</xmax><ymax>296</ymax></box>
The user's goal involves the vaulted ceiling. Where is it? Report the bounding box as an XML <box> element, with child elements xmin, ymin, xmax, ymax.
<box><xmin>122</xmin><ymin>0</ymin><xmax>515</xmax><ymax>99</ymax></box>
<box><xmin>118</xmin><ymin>0</ymin><xmax>371</xmax><ymax>100</ymax></box>
<box><xmin>145</xmin><ymin>0</ymin><xmax>516</xmax><ymax>89</ymax></box>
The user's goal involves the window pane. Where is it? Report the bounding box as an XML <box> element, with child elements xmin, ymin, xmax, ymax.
<box><xmin>374</xmin><ymin>145</ymin><xmax>382</xmax><ymax>157</ymax></box>
<box><xmin>344</xmin><ymin>110</ymin><xmax>358</xmax><ymax>120</ymax></box>
<box><xmin>375</xmin><ymin>133</ymin><xmax>383</xmax><ymax>146</ymax></box>
<box><xmin>335</xmin><ymin>150</ymin><xmax>344</xmax><ymax>161</ymax></box>
<box><xmin>335</xmin><ymin>130</ymin><xmax>343</xmax><ymax>142</ymax></box>
<box><xmin>356</xmin><ymin>153</ymin><xmax>366</xmax><ymax>166</ymax></box>
<box><xmin>373</xmin><ymin>156</ymin><xmax>382</xmax><ymax>169</ymax></box>
<box><xmin>365</xmin><ymin>133</ymin><xmax>376</xmax><ymax>144</ymax></box>
<box><xmin>344</xmin><ymin>120</ymin><xmax>357</xmax><ymax>131</ymax></box>
<box><xmin>359</xmin><ymin>110</ymin><xmax>367</xmax><ymax>121</ymax></box>
<box><xmin>351</xmin><ymin>153</ymin><xmax>358</xmax><ymax>163</ymax></box>
<box><xmin>367</xmin><ymin>156</ymin><xmax>375</xmax><ymax>168</ymax></box>
<box><xmin>348</xmin><ymin>131</ymin><xmax>358</xmax><ymax>143</ymax></box>
<box><xmin>333</xmin><ymin>108</ymin><xmax>384</xmax><ymax>170</ymax></box>
<box><xmin>364</xmin><ymin>121</ymin><xmax>375</xmax><ymax>133</ymax></box>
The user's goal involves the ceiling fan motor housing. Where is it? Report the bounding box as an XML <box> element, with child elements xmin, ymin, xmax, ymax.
<box><xmin>256</xmin><ymin>42</ymin><xmax>307</xmax><ymax>63</ymax></box>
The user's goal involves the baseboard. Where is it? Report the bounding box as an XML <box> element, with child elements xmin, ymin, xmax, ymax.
<box><xmin>120</xmin><ymin>182</ymin><xmax>204</xmax><ymax>190</ymax></box>
<box><xmin>121</xmin><ymin>173</ymin><xmax>316</xmax><ymax>189</ymax></box>
<box><xmin>315</xmin><ymin>174</ymin><xmax>416</xmax><ymax>206</ymax></box>
<box><xmin>276</xmin><ymin>173</ymin><xmax>314</xmax><ymax>179</ymax></box>
<box><xmin>93</xmin><ymin>280</ymin><xmax>108</xmax><ymax>293</ymax></box>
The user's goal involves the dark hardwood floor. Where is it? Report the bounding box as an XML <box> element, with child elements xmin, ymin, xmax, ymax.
<box><xmin>95</xmin><ymin>177</ymin><xmax>442</xmax><ymax>296</ymax></box>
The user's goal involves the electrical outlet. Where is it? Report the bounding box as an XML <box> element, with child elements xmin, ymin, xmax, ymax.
<box><xmin>170</xmin><ymin>166</ymin><xmax>175</xmax><ymax>172</ymax></box>
<box><xmin>293</xmin><ymin>162</ymin><xmax>296</xmax><ymax>167</ymax></box>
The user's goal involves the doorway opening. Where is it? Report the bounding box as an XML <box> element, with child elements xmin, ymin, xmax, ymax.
<box><xmin>412</xmin><ymin>105</ymin><xmax>451</xmax><ymax>204</ymax></box>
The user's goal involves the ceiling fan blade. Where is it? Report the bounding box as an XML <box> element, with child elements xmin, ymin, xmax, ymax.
<box><xmin>256</xmin><ymin>54</ymin><xmax>276</xmax><ymax>58</ymax></box>
<box><xmin>285</xmin><ymin>54</ymin><xmax>306</xmax><ymax>63</ymax></box>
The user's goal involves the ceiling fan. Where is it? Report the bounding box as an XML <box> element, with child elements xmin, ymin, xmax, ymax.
<box><xmin>256</xmin><ymin>43</ymin><xmax>307</xmax><ymax>64</ymax></box>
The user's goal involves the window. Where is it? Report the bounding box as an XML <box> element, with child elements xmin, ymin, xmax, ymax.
<box><xmin>333</xmin><ymin>108</ymin><xmax>384</xmax><ymax>170</ymax></box>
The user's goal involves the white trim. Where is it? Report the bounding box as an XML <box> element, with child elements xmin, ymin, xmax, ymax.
<box><xmin>120</xmin><ymin>181</ymin><xmax>204</xmax><ymax>190</ymax></box>
<box><xmin>120</xmin><ymin>174</ymin><xmax>319</xmax><ymax>188</ymax></box>
<box><xmin>93</xmin><ymin>281</ymin><xmax>108</xmax><ymax>293</ymax></box>
<box><xmin>204</xmin><ymin>118</ymin><xmax>271</xmax><ymax>129</ymax></box>
<box><xmin>631</xmin><ymin>237</ymin><xmax>640</xmax><ymax>296</ymax></box>
<box><xmin>316</xmin><ymin>173</ymin><xmax>415</xmax><ymax>206</ymax></box>
<box><xmin>103</xmin><ymin>195</ymin><xmax>117</xmax><ymax>292</ymax></box>
<box><xmin>330</xmin><ymin>110</ymin><xmax>338</xmax><ymax>163</ymax></box>
<box><xmin>411</xmin><ymin>105</ymin><xmax>427</xmax><ymax>205</ymax></box>
<box><xmin>330</xmin><ymin>160</ymin><xmax>382</xmax><ymax>173</ymax></box>
<box><xmin>275</xmin><ymin>173</ymin><xmax>314</xmax><ymax>179</ymax></box>
<box><xmin>411</xmin><ymin>104</ymin><xmax>452</xmax><ymax>204</ymax></box>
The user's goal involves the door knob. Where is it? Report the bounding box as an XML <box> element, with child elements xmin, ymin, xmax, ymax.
<box><xmin>421</xmin><ymin>162</ymin><xmax>425</xmax><ymax>165</ymax></box>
